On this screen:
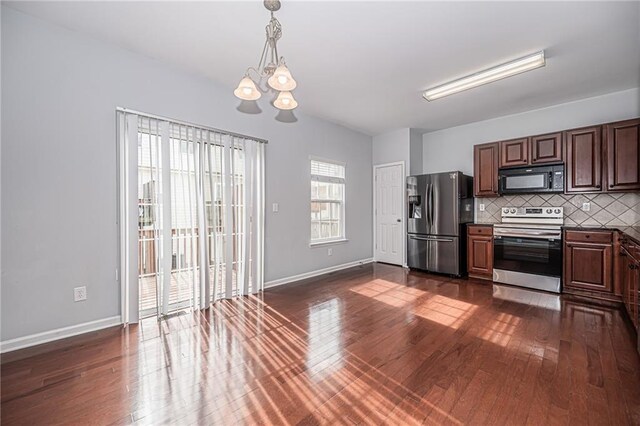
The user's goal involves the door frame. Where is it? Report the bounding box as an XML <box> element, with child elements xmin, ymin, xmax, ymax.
<box><xmin>373</xmin><ymin>161</ymin><xmax>406</xmax><ymax>267</ymax></box>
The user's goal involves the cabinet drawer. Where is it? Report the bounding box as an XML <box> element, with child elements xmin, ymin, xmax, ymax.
<box><xmin>468</xmin><ymin>226</ymin><xmax>493</xmax><ymax>236</ymax></box>
<box><xmin>565</xmin><ymin>230</ymin><xmax>612</xmax><ymax>244</ymax></box>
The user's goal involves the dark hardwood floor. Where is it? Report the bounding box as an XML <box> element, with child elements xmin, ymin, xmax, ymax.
<box><xmin>2</xmin><ymin>263</ymin><xmax>640</xmax><ymax>425</ymax></box>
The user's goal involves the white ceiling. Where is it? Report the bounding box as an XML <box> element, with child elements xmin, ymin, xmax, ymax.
<box><xmin>6</xmin><ymin>1</ymin><xmax>640</xmax><ymax>136</ymax></box>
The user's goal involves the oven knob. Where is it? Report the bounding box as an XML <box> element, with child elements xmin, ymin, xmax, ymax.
<box><xmin>510</xmin><ymin>208</ymin><xmax>516</xmax><ymax>214</ymax></box>
<box><xmin>546</xmin><ymin>208</ymin><xmax>552</xmax><ymax>214</ymax></box>
<box><xmin>503</xmin><ymin>208</ymin><xmax>509</xmax><ymax>214</ymax></box>
<box><xmin>554</xmin><ymin>208</ymin><xmax>561</xmax><ymax>214</ymax></box>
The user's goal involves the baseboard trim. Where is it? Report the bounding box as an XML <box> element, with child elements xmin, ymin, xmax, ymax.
<box><xmin>0</xmin><ymin>316</ymin><xmax>122</xmax><ymax>354</ymax></box>
<box><xmin>264</xmin><ymin>258</ymin><xmax>374</xmax><ymax>289</ymax></box>
<box><xmin>1</xmin><ymin>260</ymin><xmax>376</xmax><ymax>352</ymax></box>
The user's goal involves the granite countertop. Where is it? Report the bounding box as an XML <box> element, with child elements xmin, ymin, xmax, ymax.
<box><xmin>562</xmin><ymin>225</ymin><xmax>640</xmax><ymax>245</ymax></box>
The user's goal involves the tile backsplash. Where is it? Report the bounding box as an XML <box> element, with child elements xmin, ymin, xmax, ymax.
<box><xmin>475</xmin><ymin>193</ymin><xmax>640</xmax><ymax>227</ymax></box>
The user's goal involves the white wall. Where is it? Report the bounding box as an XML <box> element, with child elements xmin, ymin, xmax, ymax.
<box><xmin>1</xmin><ymin>7</ymin><xmax>373</xmax><ymax>342</ymax></box>
<box><xmin>422</xmin><ymin>88</ymin><xmax>640</xmax><ymax>175</ymax></box>
<box><xmin>409</xmin><ymin>129</ymin><xmax>423</xmax><ymax>175</ymax></box>
<box><xmin>372</xmin><ymin>128</ymin><xmax>410</xmax><ymax>168</ymax></box>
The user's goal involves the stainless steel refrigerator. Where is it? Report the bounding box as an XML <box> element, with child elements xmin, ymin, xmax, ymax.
<box><xmin>407</xmin><ymin>172</ymin><xmax>473</xmax><ymax>276</ymax></box>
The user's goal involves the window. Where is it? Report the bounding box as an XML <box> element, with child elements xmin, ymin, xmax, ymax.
<box><xmin>310</xmin><ymin>159</ymin><xmax>345</xmax><ymax>244</ymax></box>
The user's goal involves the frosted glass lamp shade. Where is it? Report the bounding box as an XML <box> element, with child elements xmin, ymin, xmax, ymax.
<box><xmin>267</xmin><ymin>65</ymin><xmax>297</xmax><ymax>91</ymax></box>
<box><xmin>234</xmin><ymin>77</ymin><xmax>261</xmax><ymax>101</ymax></box>
<box><xmin>273</xmin><ymin>91</ymin><xmax>298</xmax><ymax>110</ymax></box>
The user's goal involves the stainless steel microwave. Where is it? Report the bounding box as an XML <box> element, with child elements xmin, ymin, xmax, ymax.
<box><xmin>498</xmin><ymin>164</ymin><xmax>564</xmax><ymax>194</ymax></box>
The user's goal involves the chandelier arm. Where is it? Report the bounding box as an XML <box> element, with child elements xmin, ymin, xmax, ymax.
<box><xmin>245</xmin><ymin>67</ymin><xmax>263</xmax><ymax>79</ymax></box>
<box><xmin>257</xmin><ymin>38</ymin><xmax>270</xmax><ymax>75</ymax></box>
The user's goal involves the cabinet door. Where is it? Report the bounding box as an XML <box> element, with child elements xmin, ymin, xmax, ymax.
<box><xmin>605</xmin><ymin>118</ymin><xmax>640</xmax><ymax>191</ymax></box>
<box><xmin>467</xmin><ymin>235</ymin><xmax>493</xmax><ymax>279</ymax></box>
<box><xmin>530</xmin><ymin>132</ymin><xmax>563</xmax><ymax>164</ymax></box>
<box><xmin>623</xmin><ymin>244</ymin><xmax>640</xmax><ymax>329</ymax></box>
<box><xmin>564</xmin><ymin>242</ymin><xmax>612</xmax><ymax>293</ymax></box>
<box><xmin>621</xmin><ymin>249</ymin><xmax>632</xmax><ymax>316</ymax></box>
<box><xmin>500</xmin><ymin>138</ymin><xmax>529</xmax><ymax>168</ymax></box>
<box><xmin>631</xmin><ymin>260</ymin><xmax>639</xmax><ymax>329</ymax></box>
<box><xmin>474</xmin><ymin>142</ymin><xmax>499</xmax><ymax>197</ymax></box>
<box><xmin>565</xmin><ymin>126</ymin><xmax>603</xmax><ymax>193</ymax></box>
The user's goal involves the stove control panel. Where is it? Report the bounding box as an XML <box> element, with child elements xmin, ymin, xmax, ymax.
<box><xmin>500</xmin><ymin>206</ymin><xmax>564</xmax><ymax>225</ymax></box>
<box><xmin>501</xmin><ymin>206</ymin><xmax>563</xmax><ymax>218</ymax></box>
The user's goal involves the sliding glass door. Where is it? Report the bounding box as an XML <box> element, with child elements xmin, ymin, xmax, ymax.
<box><xmin>118</xmin><ymin>110</ymin><xmax>265</xmax><ymax>322</ymax></box>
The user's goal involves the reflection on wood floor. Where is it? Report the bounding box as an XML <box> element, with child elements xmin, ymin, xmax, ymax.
<box><xmin>2</xmin><ymin>263</ymin><xmax>640</xmax><ymax>424</ymax></box>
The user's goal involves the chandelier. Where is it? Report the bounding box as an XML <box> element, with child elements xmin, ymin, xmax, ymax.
<box><xmin>234</xmin><ymin>0</ymin><xmax>298</xmax><ymax>110</ymax></box>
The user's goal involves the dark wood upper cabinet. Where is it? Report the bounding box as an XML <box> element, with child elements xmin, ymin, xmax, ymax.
<box><xmin>470</xmin><ymin>117</ymin><xmax>639</xmax><ymax>196</ymax></box>
<box><xmin>564</xmin><ymin>126</ymin><xmax>603</xmax><ymax>193</ymax></box>
<box><xmin>605</xmin><ymin>118</ymin><xmax>640</xmax><ymax>192</ymax></box>
<box><xmin>499</xmin><ymin>138</ymin><xmax>529</xmax><ymax>168</ymax></box>
<box><xmin>474</xmin><ymin>142</ymin><xmax>499</xmax><ymax>197</ymax></box>
<box><xmin>530</xmin><ymin>132</ymin><xmax>563</xmax><ymax>164</ymax></box>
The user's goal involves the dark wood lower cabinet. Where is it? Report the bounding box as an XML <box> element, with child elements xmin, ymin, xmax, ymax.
<box><xmin>563</xmin><ymin>231</ymin><xmax>613</xmax><ymax>296</ymax></box>
<box><xmin>621</xmin><ymin>240</ymin><xmax>640</xmax><ymax>330</ymax></box>
<box><xmin>467</xmin><ymin>225</ymin><xmax>493</xmax><ymax>280</ymax></box>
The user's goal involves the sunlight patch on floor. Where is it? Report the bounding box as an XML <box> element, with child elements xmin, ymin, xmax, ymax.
<box><xmin>350</xmin><ymin>279</ymin><xmax>426</xmax><ymax>308</ymax></box>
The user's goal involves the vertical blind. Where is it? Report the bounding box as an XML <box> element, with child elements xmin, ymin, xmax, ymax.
<box><xmin>117</xmin><ymin>109</ymin><xmax>265</xmax><ymax>323</ymax></box>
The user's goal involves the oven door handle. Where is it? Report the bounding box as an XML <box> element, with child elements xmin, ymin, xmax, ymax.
<box><xmin>494</xmin><ymin>231</ymin><xmax>561</xmax><ymax>240</ymax></box>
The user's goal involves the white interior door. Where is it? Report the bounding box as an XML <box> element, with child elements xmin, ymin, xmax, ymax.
<box><xmin>375</xmin><ymin>163</ymin><xmax>404</xmax><ymax>265</ymax></box>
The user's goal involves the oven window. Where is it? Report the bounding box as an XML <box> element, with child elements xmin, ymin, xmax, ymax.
<box><xmin>494</xmin><ymin>237</ymin><xmax>562</xmax><ymax>277</ymax></box>
<box><xmin>505</xmin><ymin>174</ymin><xmax>546</xmax><ymax>189</ymax></box>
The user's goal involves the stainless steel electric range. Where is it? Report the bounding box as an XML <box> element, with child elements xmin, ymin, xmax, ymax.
<box><xmin>493</xmin><ymin>206</ymin><xmax>563</xmax><ymax>293</ymax></box>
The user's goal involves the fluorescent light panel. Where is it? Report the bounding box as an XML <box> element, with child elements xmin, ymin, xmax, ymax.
<box><xmin>423</xmin><ymin>51</ymin><xmax>546</xmax><ymax>101</ymax></box>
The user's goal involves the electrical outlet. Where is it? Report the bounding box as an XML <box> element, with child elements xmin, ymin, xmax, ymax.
<box><xmin>479</xmin><ymin>203</ymin><xmax>485</xmax><ymax>212</ymax></box>
<box><xmin>328</xmin><ymin>248</ymin><xmax>333</xmax><ymax>256</ymax></box>
<box><xmin>582</xmin><ymin>202</ymin><xmax>591</xmax><ymax>212</ymax></box>
<box><xmin>74</xmin><ymin>286</ymin><xmax>87</xmax><ymax>302</ymax></box>
<box><xmin>272</xmin><ymin>203</ymin><xmax>279</xmax><ymax>213</ymax></box>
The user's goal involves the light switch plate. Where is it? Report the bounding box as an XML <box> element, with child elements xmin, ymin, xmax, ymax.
<box><xmin>582</xmin><ymin>202</ymin><xmax>591</xmax><ymax>212</ymax></box>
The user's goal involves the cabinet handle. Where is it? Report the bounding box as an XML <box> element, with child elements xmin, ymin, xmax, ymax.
<box><xmin>596</xmin><ymin>185</ymin><xmax>601</xmax><ymax>189</ymax></box>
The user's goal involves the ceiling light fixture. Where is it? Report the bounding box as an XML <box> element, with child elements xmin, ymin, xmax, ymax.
<box><xmin>423</xmin><ymin>51</ymin><xmax>546</xmax><ymax>101</ymax></box>
<box><xmin>234</xmin><ymin>0</ymin><xmax>298</xmax><ymax>110</ymax></box>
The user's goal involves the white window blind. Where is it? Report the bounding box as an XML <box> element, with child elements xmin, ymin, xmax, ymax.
<box><xmin>310</xmin><ymin>159</ymin><xmax>345</xmax><ymax>243</ymax></box>
<box><xmin>118</xmin><ymin>108</ymin><xmax>265</xmax><ymax>323</ymax></box>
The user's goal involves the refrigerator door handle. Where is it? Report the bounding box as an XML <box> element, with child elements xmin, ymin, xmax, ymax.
<box><xmin>429</xmin><ymin>183</ymin><xmax>434</xmax><ymax>232</ymax></box>
<box><xmin>428</xmin><ymin>237</ymin><xmax>454</xmax><ymax>243</ymax></box>
<box><xmin>424</xmin><ymin>183</ymin><xmax>431</xmax><ymax>234</ymax></box>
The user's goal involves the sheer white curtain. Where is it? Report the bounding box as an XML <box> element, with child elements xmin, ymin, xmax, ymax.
<box><xmin>117</xmin><ymin>109</ymin><xmax>265</xmax><ymax>323</ymax></box>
